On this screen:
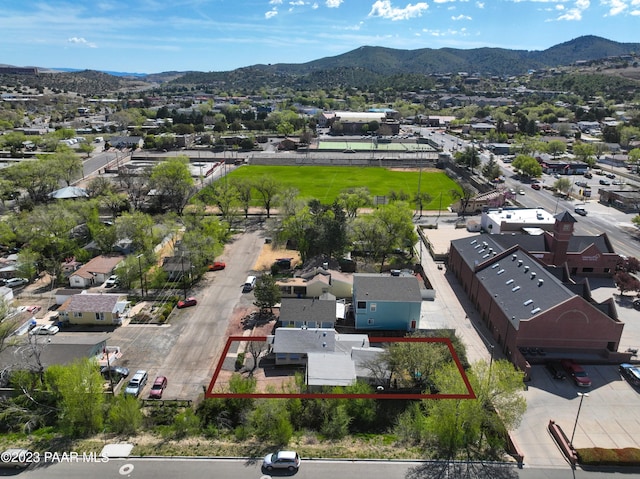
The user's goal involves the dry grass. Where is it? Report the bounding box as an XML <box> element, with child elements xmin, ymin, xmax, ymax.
<box><xmin>253</xmin><ymin>243</ymin><xmax>300</xmax><ymax>271</ymax></box>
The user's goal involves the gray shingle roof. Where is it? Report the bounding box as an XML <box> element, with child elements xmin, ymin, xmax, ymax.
<box><xmin>60</xmin><ymin>293</ymin><xmax>127</xmax><ymax>313</ymax></box>
<box><xmin>279</xmin><ymin>298</ymin><xmax>337</xmax><ymax>325</ymax></box>
<box><xmin>353</xmin><ymin>274</ymin><xmax>421</xmax><ymax>302</ymax></box>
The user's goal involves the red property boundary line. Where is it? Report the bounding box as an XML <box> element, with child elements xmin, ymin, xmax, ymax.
<box><xmin>205</xmin><ymin>336</ymin><xmax>476</xmax><ymax>400</ymax></box>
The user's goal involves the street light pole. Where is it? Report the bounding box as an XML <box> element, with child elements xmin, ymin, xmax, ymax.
<box><xmin>570</xmin><ymin>392</ymin><xmax>589</xmax><ymax>446</ymax></box>
<box><xmin>136</xmin><ymin>254</ymin><xmax>144</xmax><ymax>298</ymax></box>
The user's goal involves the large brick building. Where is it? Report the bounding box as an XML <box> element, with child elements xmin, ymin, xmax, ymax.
<box><xmin>448</xmin><ymin>211</ymin><xmax>627</xmax><ymax>376</ymax></box>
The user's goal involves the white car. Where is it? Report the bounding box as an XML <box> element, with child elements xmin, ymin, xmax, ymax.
<box><xmin>263</xmin><ymin>450</ymin><xmax>301</xmax><ymax>471</ymax></box>
<box><xmin>5</xmin><ymin>277</ymin><xmax>28</xmax><ymax>288</ymax></box>
<box><xmin>104</xmin><ymin>275</ymin><xmax>119</xmax><ymax>288</ymax></box>
<box><xmin>30</xmin><ymin>324</ymin><xmax>60</xmax><ymax>336</ymax></box>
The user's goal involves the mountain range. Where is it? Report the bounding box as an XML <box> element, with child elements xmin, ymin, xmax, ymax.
<box><xmin>2</xmin><ymin>35</ymin><xmax>639</xmax><ymax>94</ymax></box>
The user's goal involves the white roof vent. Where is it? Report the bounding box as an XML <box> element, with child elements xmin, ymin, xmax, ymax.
<box><xmin>523</xmin><ymin>299</ymin><xmax>533</xmax><ymax>306</ymax></box>
<box><xmin>512</xmin><ymin>285</ymin><xmax>521</xmax><ymax>292</ymax></box>
<box><xmin>492</xmin><ymin>263</ymin><xmax>500</xmax><ymax>269</ymax></box>
<box><xmin>524</xmin><ymin>266</ymin><xmax>530</xmax><ymax>273</ymax></box>
<box><xmin>531</xmin><ymin>272</ymin><xmax>537</xmax><ymax>279</ymax></box>
<box><xmin>531</xmin><ymin>307</ymin><xmax>541</xmax><ymax>314</ymax></box>
<box><xmin>517</xmin><ymin>260</ymin><xmax>523</xmax><ymax>267</ymax></box>
<box><xmin>497</xmin><ymin>269</ymin><xmax>505</xmax><ymax>275</ymax></box>
<box><xmin>512</xmin><ymin>254</ymin><xmax>517</xmax><ymax>261</ymax></box>
<box><xmin>538</xmin><ymin>279</ymin><xmax>544</xmax><ymax>286</ymax></box>
<box><xmin>506</xmin><ymin>279</ymin><xmax>514</xmax><ymax>285</ymax></box>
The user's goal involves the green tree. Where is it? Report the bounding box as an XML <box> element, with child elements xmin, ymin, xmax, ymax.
<box><xmin>208</xmin><ymin>180</ymin><xmax>240</xmax><ymax>227</ymax></box>
<box><xmin>115</xmin><ymin>211</ymin><xmax>155</xmax><ymax>253</ymax></box>
<box><xmin>511</xmin><ymin>155</ymin><xmax>542</xmax><ymax>179</ymax></box>
<box><xmin>450</xmin><ymin>183</ymin><xmax>476</xmax><ymax>218</ymax></box>
<box><xmin>50</xmin><ymin>145</ymin><xmax>83</xmax><ymax>186</ymax></box>
<box><xmin>107</xmin><ymin>396</ymin><xmax>143</xmax><ymax>434</ymax></box>
<box><xmin>229</xmin><ymin>177</ymin><xmax>253</xmax><ymax>218</ymax></box>
<box><xmin>573</xmin><ymin>142</ymin><xmax>596</xmax><ymax>168</ymax></box>
<box><xmin>248</xmin><ymin>399</ymin><xmax>293</xmax><ymax>445</ymax></box>
<box><xmin>45</xmin><ymin>358</ymin><xmax>105</xmax><ymax>436</ymax></box>
<box><xmin>253</xmin><ymin>274</ymin><xmax>281</xmax><ymax>313</ymax></box>
<box><xmin>481</xmin><ymin>155</ymin><xmax>501</xmax><ymax>182</ymax></box>
<box><xmin>150</xmin><ymin>156</ymin><xmax>195</xmax><ymax>214</ymax></box>
<box><xmin>545</xmin><ymin>140</ymin><xmax>567</xmax><ymax>159</ymax></box>
<box><xmin>553</xmin><ymin>177</ymin><xmax>572</xmax><ymax>196</ymax></box>
<box><xmin>254</xmin><ymin>175</ymin><xmax>280</xmax><ymax>218</ymax></box>
<box><xmin>337</xmin><ymin>187</ymin><xmax>373</xmax><ymax>218</ymax></box>
<box><xmin>454</xmin><ymin>146</ymin><xmax>480</xmax><ymax>173</ymax></box>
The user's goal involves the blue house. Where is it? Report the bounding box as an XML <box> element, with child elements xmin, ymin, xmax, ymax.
<box><xmin>352</xmin><ymin>273</ymin><xmax>422</xmax><ymax>331</ymax></box>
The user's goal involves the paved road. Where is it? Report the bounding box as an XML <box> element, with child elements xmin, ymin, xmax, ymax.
<box><xmin>13</xmin><ymin>457</ymin><xmax>640</xmax><ymax>479</ymax></box>
<box><xmin>105</xmin><ymin>227</ymin><xmax>266</xmax><ymax>399</ymax></box>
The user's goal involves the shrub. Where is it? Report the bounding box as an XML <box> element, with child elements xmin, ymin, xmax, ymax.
<box><xmin>577</xmin><ymin>447</ymin><xmax>640</xmax><ymax>466</ymax></box>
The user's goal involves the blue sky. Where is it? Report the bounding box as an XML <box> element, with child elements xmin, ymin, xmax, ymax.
<box><xmin>1</xmin><ymin>0</ymin><xmax>639</xmax><ymax>74</ymax></box>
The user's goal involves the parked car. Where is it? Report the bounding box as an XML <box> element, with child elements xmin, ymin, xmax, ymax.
<box><xmin>29</xmin><ymin>324</ymin><xmax>60</xmax><ymax>335</ymax></box>
<box><xmin>5</xmin><ymin>277</ymin><xmax>28</xmax><ymax>288</ymax></box>
<box><xmin>584</xmin><ymin>172</ymin><xmax>593</xmax><ymax>179</ymax></box>
<box><xmin>208</xmin><ymin>261</ymin><xmax>226</xmax><ymax>271</ymax></box>
<box><xmin>177</xmin><ymin>297</ymin><xmax>197</xmax><ymax>309</ymax></box>
<box><xmin>546</xmin><ymin>362</ymin><xmax>566</xmax><ymax>380</ymax></box>
<box><xmin>599</xmin><ymin>179</ymin><xmax>611</xmax><ymax>185</ymax></box>
<box><xmin>25</xmin><ymin>305</ymin><xmax>41</xmax><ymax>313</ymax></box>
<box><xmin>0</xmin><ymin>448</ymin><xmax>33</xmax><ymax>469</ymax></box>
<box><xmin>575</xmin><ymin>181</ymin><xmax>588</xmax><ymax>187</ymax></box>
<box><xmin>263</xmin><ymin>450</ymin><xmax>301</xmax><ymax>471</ymax></box>
<box><xmin>561</xmin><ymin>359</ymin><xmax>592</xmax><ymax>387</ymax></box>
<box><xmin>124</xmin><ymin>370</ymin><xmax>148</xmax><ymax>397</ymax></box>
<box><xmin>104</xmin><ymin>275</ymin><xmax>119</xmax><ymax>288</ymax></box>
<box><xmin>620</xmin><ymin>363</ymin><xmax>640</xmax><ymax>386</ymax></box>
<box><xmin>606</xmin><ymin>173</ymin><xmax>616</xmax><ymax>179</ymax></box>
<box><xmin>101</xmin><ymin>366</ymin><xmax>130</xmax><ymax>380</ymax></box>
<box><xmin>149</xmin><ymin>375</ymin><xmax>168</xmax><ymax>399</ymax></box>
<box><xmin>531</xmin><ymin>183</ymin><xmax>541</xmax><ymax>190</ymax></box>
<box><xmin>633</xmin><ymin>299</ymin><xmax>640</xmax><ymax>310</ymax></box>
<box><xmin>574</xmin><ymin>207</ymin><xmax>587</xmax><ymax>216</ymax></box>
<box><xmin>243</xmin><ymin>275</ymin><xmax>257</xmax><ymax>292</ymax></box>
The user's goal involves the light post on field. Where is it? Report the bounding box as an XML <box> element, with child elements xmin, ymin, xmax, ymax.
<box><xmin>570</xmin><ymin>392</ymin><xmax>589</xmax><ymax>446</ymax></box>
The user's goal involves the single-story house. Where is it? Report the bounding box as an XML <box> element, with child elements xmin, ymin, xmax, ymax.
<box><xmin>69</xmin><ymin>255</ymin><xmax>124</xmax><ymax>288</ymax></box>
<box><xmin>161</xmin><ymin>256</ymin><xmax>193</xmax><ymax>282</ymax></box>
<box><xmin>352</xmin><ymin>273</ymin><xmax>422</xmax><ymax>331</ymax></box>
<box><xmin>267</xmin><ymin>327</ymin><xmax>385</xmax><ymax>389</ymax></box>
<box><xmin>279</xmin><ymin>297</ymin><xmax>342</xmax><ymax>329</ymax></box>
<box><xmin>276</xmin><ymin>268</ymin><xmax>353</xmax><ymax>299</ymax></box>
<box><xmin>58</xmin><ymin>292</ymin><xmax>129</xmax><ymax>326</ymax></box>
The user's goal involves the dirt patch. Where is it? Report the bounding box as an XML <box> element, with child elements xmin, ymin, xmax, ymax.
<box><xmin>252</xmin><ymin>243</ymin><xmax>300</xmax><ymax>272</ymax></box>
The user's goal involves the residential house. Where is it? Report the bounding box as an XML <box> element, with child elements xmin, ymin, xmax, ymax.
<box><xmin>58</xmin><ymin>292</ymin><xmax>129</xmax><ymax>326</ymax></box>
<box><xmin>69</xmin><ymin>255</ymin><xmax>124</xmax><ymax>288</ymax></box>
<box><xmin>267</xmin><ymin>327</ymin><xmax>384</xmax><ymax>388</ymax></box>
<box><xmin>279</xmin><ymin>297</ymin><xmax>343</xmax><ymax>329</ymax></box>
<box><xmin>352</xmin><ymin>273</ymin><xmax>422</xmax><ymax>331</ymax></box>
<box><xmin>161</xmin><ymin>256</ymin><xmax>193</xmax><ymax>282</ymax></box>
<box><xmin>276</xmin><ymin>267</ymin><xmax>353</xmax><ymax>299</ymax></box>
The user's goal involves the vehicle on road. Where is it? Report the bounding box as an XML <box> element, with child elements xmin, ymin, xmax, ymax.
<box><xmin>599</xmin><ymin>179</ymin><xmax>611</xmax><ymax>185</ymax></box>
<box><xmin>177</xmin><ymin>297</ymin><xmax>197</xmax><ymax>309</ymax></box>
<box><xmin>5</xmin><ymin>277</ymin><xmax>28</xmax><ymax>288</ymax></box>
<box><xmin>208</xmin><ymin>261</ymin><xmax>226</xmax><ymax>271</ymax></box>
<box><xmin>561</xmin><ymin>359</ymin><xmax>592</xmax><ymax>387</ymax></box>
<box><xmin>584</xmin><ymin>172</ymin><xmax>593</xmax><ymax>179</ymax></box>
<box><xmin>243</xmin><ymin>275</ymin><xmax>257</xmax><ymax>292</ymax></box>
<box><xmin>633</xmin><ymin>298</ymin><xmax>640</xmax><ymax>310</ymax></box>
<box><xmin>620</xmin><ymin>363</ymin><xmax>640</xmax><ymax>386</ymax></box>
<box><xmin>606</xmin><ymin>173</ymin><xmax>616</xmax><ymax>179</ymax></box>
<box><xmin>25</xmin><ymin>305</ymin><xmax>41</xmax><ymax>313</ymax></box>
<box><xmin>575</xmin><ymin>181</ymin><xmax>588</xmax><ymax>187</ymax></box>
<box><xmin>104</xmin><ymin>275</ymin><xmax>119</xmax><ymax>288</ymax></box>
<box><xmin>0</xmin><ymin>448</ymin><xmax>33</xmax><ymax>469</ymax></box>
<box><xmin>546</xmin><ymin>362</ymin><xmax>566</xmax><ymax>380</ymax></box>
<box><xmin>531</xmin><ymin>183</ymin><xmax>541</xmax><ymax>190</ymax></box>
<box><xmin>29</xmin><ymin>324</ymin><xmax>59</xmax><ymax>335</ymax></box>
<box><xmin>263</xmin><ymin>450</ymin><xmax>301</xmax><ymax>471</ymax></box>
<box><xmin>574</xmin><ymin>207</ymin><xmax>587</xmax><ymax>216</ymax></box>
<box><xmin>124</xmin><ymin>370</ymin><xmax>148</xmax><ymax>397</ymax></box>
<box><xmin>149</xmin><ymin>375</ymin><xmax>168</xmax><ymax>399</ymax></box>
<box><xmin>518</xmin><ymin>189</ymin><xmax>525</xmax><ymax>195</ymax></box>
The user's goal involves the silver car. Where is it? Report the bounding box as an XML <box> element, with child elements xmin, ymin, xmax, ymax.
<box><xmin>263</xmin><ymin>450</ymin><xmax>301</xmax><ymax>471</ymax></box>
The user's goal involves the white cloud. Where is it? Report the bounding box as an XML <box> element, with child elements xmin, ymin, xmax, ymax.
<box><xmin>312</xmin><ymin>2</ymin><xmax>319</xmax><ymax>8</ymax></box>
<box><xmin>269</xmin><ymin>0</ymin><xmax>283</xmax><ymax>4</ymax></box>
<box><xmin>290</xmin><ymin>0</ymin><xmax>305</xmax><ymax>5</ymax></box>
<box><xmin>368</xmin><ymin>1</ymin><xmax>429</xmax><ymax>20</ymax></box>
<box><xmin>265</xmin><ymin>8</ymin><xmax>278</xmax><ymax>18</ymax></box>
<box><xmin>451</xmin><ymin>13</ymin><xmax>472</xmax><ymax>19</ymax></box>
<box><xmin>326</xmin><ymin>0</ymin><xmax>344</xmax><ymax>6</ymax></box>
<box><xmin>601</xmin><ymin>0</ymin><xmax>628</xmax><ymax>15</ymax></box>
<box><xmin>556</xmin><ymin>0</ymin><xmax>589</xmax><ymax>20</ymax></box>
<box><xmin>67</xmin><ymin>37</ymin><xmax>97</xmax><ymax>48</ymax></box>
<box><xmin>476</xmin><ymin>1</ymin><xmax>485</xmax><ymax>7</ymax></box>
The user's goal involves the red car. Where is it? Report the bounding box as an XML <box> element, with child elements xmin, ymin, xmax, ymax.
<box><xmin>177</xmin><ymin>297</ymin><xmax>197</xmax><ymax>309</ymax></box>
<box><xmin>531</xmin><ymin>183</ymin><xmax>541</xmax><ymax>190</ymax></box>
<box><xmin>208</xmin><ymin>261</ymin><xmax>226</xmax><ymax>271</ymax></box>
<box><xmin>561</xmin><ymin>359</ymin><xmax>592</xmax><ymax>387</ymax></box>
<box><xmin>149</xmin><ymin>376</ymin><xmax>167</xmax><ymax>399</ymax></box>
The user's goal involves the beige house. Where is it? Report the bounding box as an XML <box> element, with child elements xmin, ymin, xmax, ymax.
<box><xmin>69</xmin><ymin>255</ymin><xmax>124</xmax><ymax>288</ymax></box>
<box><xmin>58</xmin><ymin>292</ymin><xmax>129</xmax><ymax>326</ymax></box>
<box><xmin>276</xmin><ymin>268</ymin><xmax>352</xmax><ymax>299</ymax></box>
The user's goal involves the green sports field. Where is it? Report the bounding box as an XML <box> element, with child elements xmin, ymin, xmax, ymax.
<box><xmin>225</xmin><ymin>165</ymin><xmax>460</xmax><ymax>210</ymax></box>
